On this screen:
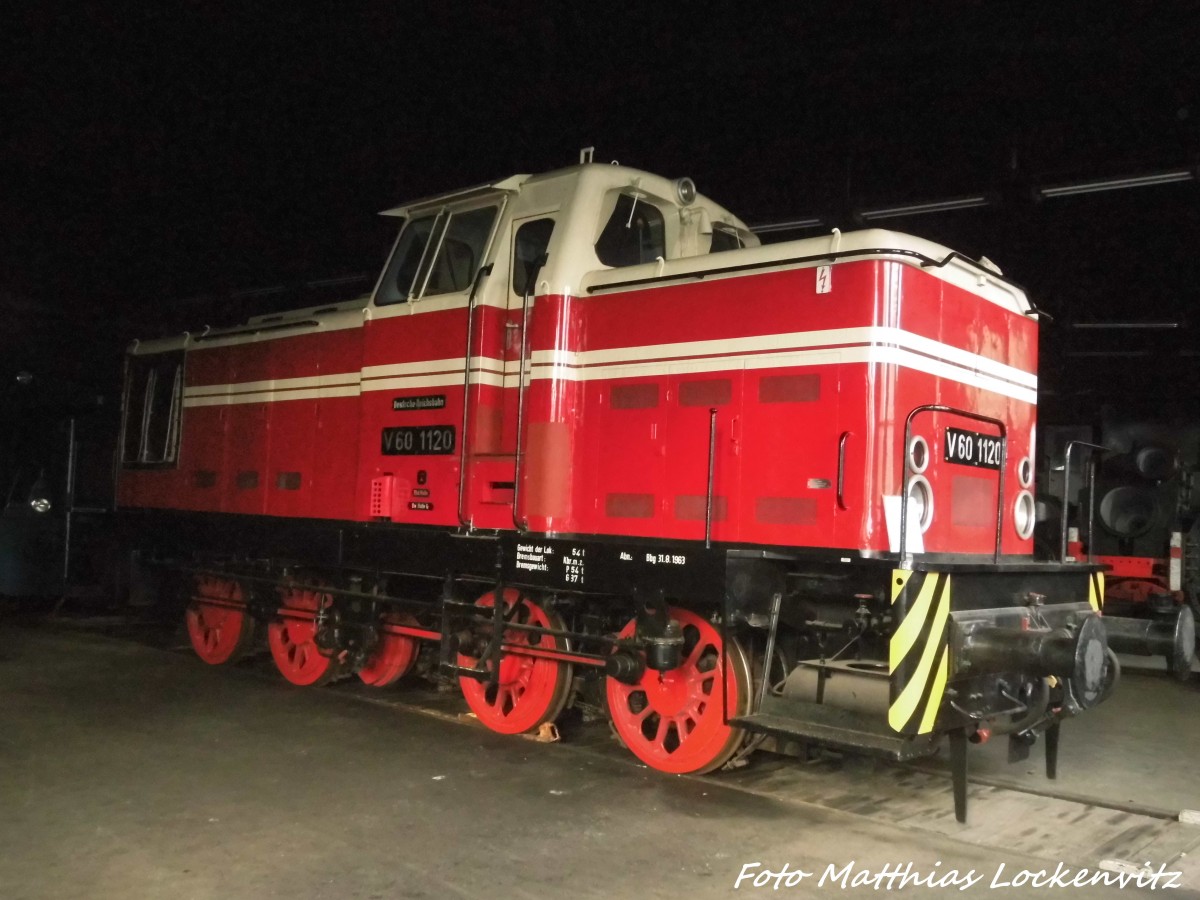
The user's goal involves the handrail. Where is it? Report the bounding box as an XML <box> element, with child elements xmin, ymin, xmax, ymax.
<box><xmin>191</xmin><ymin>319</ymin><xmax>322</xmax><ymax>342</ymax></box>
<box><xmin>705</xmin><ymin>408</ymin><xmax>718</xmax><ymax>548</ymax></box>
<box><xmin>836</xmin><ymin>431</ymin><xmax>851</xmax><ymax>511</ymax></box>
<box><xmin>455</xmin><ymin>263</ymin><xmax>494</xmax><ymax>530</ymax></box>
<box><xmin>1059</xmin><ymin>441</ymin><xmax>1109</xmax><ymax>563</ymax></box>
<box><xmin>586</xmin><ymin>246</ymin><xmax>1027</xmax><ymax>297</ymax></box>
<box><xmin>511</xmin><ymin>254</ymin><xmax>549</xmax><ymax>532</ymax></box>
<box><xmin>918</xmin><ymin>250</ymin><xmax>1002</xmax><ymax>280</ymax></box>
<box><xmin>901</xmin><ymin>405</ymin><xmax>1007</xmax><ymax>563</ymax></box>
<box><xmin>62</xmin><ymin>417</ymin><xmax>77</xmax><ymax>583</ymax></box>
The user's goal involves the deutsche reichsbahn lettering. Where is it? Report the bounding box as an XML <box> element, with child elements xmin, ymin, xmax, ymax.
<box><xmin>382</xmin><ymin>425</ymin><xmax>456</xmax><ymax>455</ymax></box>
<box><xmin>393</xmin><ymin>394</ymin><xmax>446</xmax><ymax>411</ymax></box>
<box><xmin>944</xmin><ymin>426</ymin><xmax>1002</xmax><ymax>470</ymax></box>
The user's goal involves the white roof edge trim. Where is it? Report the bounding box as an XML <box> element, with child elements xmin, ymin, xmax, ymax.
<box><xmin>245</xmin><ymin>298</ymin><xmax>367</xmax><ymax>326</ymax></box>
<box><xmin>379</xmin><ymin>175</ymin><xmax>531</xmax><ymax>217</ymax></box>
<box><xmin>580</xmin><ymin>227</ymin><xmax>1031</xmax><ymax>315</ymax></box>
<box><xmin>129</xmin><ymin>334</ymin><xmax>190</xmax><ymax>355</ymax></box>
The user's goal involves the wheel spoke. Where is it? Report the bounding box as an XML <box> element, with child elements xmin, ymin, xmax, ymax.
<box><xmin>696</xmin><ymin>671</ymin><xmax>716</xmax><ymax>691</ymax></box>
<box><xmin>358</xmin><ymin>613</ymin><xmax>419</xmax><ymax>688</ymax></box>
<box><xmin>654</xmin><ymin>716</ymin><xmax>671</xmax><ymax>745</ymax></box>
<box><xmin>186</xmin><ymin>580</ymin><xmax>255</xmax><ymax>666</ymax></box>
<box><xmin>628</xmin><ymin>704</ymin><xmax>653</xmax><ymax>724</ymax></box>
<box><xmin>490</xmin><ymin>685</ymin><xmax>511</xmax><ymax>711</ymax></box>
<box><xmin>267</xmin><ymin>583</ymin><xmax>339</xmax><ymax>686</ymax></box>
<box><xmin>606</xmin><ymin>607</ymin><xmax>750</xmax><ymax>775</ymax></box>
<box><xmin>459</xmin><ymin>590</ymin><xmax>572</xmax><ymax>735</ymax></box>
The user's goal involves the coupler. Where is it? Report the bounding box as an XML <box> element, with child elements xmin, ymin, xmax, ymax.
<box><xmin>958</xmin><ymin>615</ymin><xmax>1111</xmax><ymax>709</ymax></box>
<box><xmin>1104</xmin><ymin>605</ymin><xmax>1195</xmax><ymax>681</ymax></box>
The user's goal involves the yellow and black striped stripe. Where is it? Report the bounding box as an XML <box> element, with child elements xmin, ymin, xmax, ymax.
<box><xmin>1087</xmin><ymin>570</ymin><xmax>1104</xmax><ymax>612</ymax></box>
<box><xmin>888</xmin><ymin>570</ymin><xmax>952</xmax><ymax>735</ymax></box>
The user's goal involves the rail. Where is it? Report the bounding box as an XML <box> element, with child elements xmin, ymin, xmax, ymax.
<box><xmin>586</xmin><ymin>246</ymin><xmax>1027</xmax><ymax>296</ymax></box>
<box><xmin>705</xmin><ymin>408</ymin><xmax>717</xmax><ymax>548</ymax></box>
<box><xmin>191</xmin><ymin>319</ymin><xmax>322</xmax><ymax>342</ymax></box>
<box><xmin>511</xmin><ymin>254</ymin><xmax>548</xmax><ymax>533</ymax></box>
<box><xmin>456</xmin><ymin>263</ymin><xmax>495</xmax><ymax>530</ymax></box>
<box><xmin>901</xmin><ymin>405</ymin><xmax>1007</xmax><ymax>562</ymax></box>
<box><xmin>836</xmin><ymin>431</ymin><xmax>851</xmax><ymax>511</ymax></box>
<box><xmin>1059</xmin><ymin>441</ymin><xmax>1109</xmax><ymax>563</ymax></box>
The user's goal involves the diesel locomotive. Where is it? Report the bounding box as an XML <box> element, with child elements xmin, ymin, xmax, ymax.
<box><xmin>117</xmin><ymin>157</ymin><xmax>1116</xmax><ymax>821</ymax></box>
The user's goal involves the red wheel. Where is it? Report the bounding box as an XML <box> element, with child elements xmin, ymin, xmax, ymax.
<box><xmin>607</xmin><ymin>607</ymin><xmax>750</xmax><ymax>774</ymax></box>
<box><xmin>358</xmin><ymin>613</ymin><xmax>420</xmax><ymax>687</ymax></box>
<box><xmin>458</xmin><ymin>589</ymin><xmax>573</xmax><ymax>735</ymax></box>
<box><xmin>268</xmin><ymin>583</ymin><xmax>340</xmax><ymax>686</ymax></box>
<box><xmin>186</xmin><ymin>576</ymin><xmax>256</xmax><ymax>665</ymax></box>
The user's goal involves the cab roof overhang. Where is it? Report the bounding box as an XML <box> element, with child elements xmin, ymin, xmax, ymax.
<box><xmin>379</xmin><ymin>175</ymin><xmax>530</xmax><ymax>218</ymax></box>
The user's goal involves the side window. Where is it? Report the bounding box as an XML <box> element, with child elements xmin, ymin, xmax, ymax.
<box><xmin>709</xmin><ymin>225</ymin><xmax>743</xmax><ymax>253</ymax></box>
<box><xmin>376</xmin><ymin>206</ymin><xmax>499</xmax><ymax>304</ymax></box>
<box><xmin>122</xmin><ymin>351</ymin><xmax>184</xmax><ymax>467</ymax></box>
<box><xmin>595</xmin><ymin>194</ymin><xmax>666</xmax><ymax>268</ymax></box>
<box><xmin>512</xmin><ymin>218</ymin><xmax>555</xmax><ymax>297</ymax></box>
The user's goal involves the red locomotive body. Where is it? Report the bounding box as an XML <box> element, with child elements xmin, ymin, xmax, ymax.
<box><xmin>118</xmin><ymin>161</ymin><xmax>1113</xmax><ymax>821</ymax></box>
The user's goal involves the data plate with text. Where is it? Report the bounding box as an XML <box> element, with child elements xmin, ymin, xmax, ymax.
<box><xmin>944</xmin><ymin>427</ymin><xmax>1003</xmax><ymax>470</ymax></box>
<box><xmin>381</xmin><ymin>425</ymin><xmax>456</xmax><ymax>455</ymax></box>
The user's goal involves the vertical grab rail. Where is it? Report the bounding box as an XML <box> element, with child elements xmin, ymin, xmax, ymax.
<box><xmin>511</xmin><ymin>254</ymin><xmax>548</xmax><ymax>533</ymax></box>
<box><xmin>62</xmin><ymin>416</ymin><xmax>78</xmax><ymax>584</ymax></box>
<box><xmin>705</xmin><ymin>408</ymin><xmax>717</xmax><ymax>548</ymax></box>
<box><xmin>836</xmin><ymin>431</ymin><xmax>851</xmax><ymax>510</ymax></box>
<box><xmin>756</xmin><ymin>589</ymin><xmax>783</xmax><ymax>712</ymax></box>
<box><xmin>456</xmin><ymin>263</ymin><xmax>494</xmax><ymax>530</ymax></box>
<box><xmin>1059</xmin><ymin>441</ymin><xmax>1108</xmax><ymax>563</ymax></box>
<box><xmin>901</xmin><ymin>405</ymin><xmax>1007</xmax><ymax>563</ymax></box>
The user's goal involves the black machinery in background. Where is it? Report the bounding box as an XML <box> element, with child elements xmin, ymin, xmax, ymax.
<box><xmin>1</xmin><ymin>369</ymin><xmax>119</xmax><ymax>607</ymax></box>
<box><xmin>1037</xmin><ymin>414</ymin><xmax>1199</xmax><ymax>680</ymax></box>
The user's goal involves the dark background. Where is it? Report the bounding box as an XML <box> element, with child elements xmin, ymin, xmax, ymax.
<box><xmin>4</xmin><ymin>3</ymin><xmax>1198</xmax><ymax>421</ymax></box>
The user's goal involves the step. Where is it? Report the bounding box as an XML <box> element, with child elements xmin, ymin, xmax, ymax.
<box><xmin>731</xmin><ymin>695</ymin><xmax>937</xmax><ymax>762</ymax></box>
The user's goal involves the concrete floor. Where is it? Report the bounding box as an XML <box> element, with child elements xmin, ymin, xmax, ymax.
<box><xmin>1</xmin><ymin>622</ymin><xmax>1197</xmax><ymax>899</ymax></box>
<box><xmin>921</xmin><ymin>658</ymin><xmax>1200</xmax><ymax>815</ymax></box>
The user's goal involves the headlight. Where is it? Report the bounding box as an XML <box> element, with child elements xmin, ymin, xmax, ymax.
<box><xmin>1018</xmin><ymin>455</ymin><xmax>1033</xmax><ymax>488</ymax></box>
<box><xmin>906</xmin><ymin>475</ymin><xmax>934</xmax><ymax>532</ymax></box>
<box><xmin>1013</xmin><ymin>491</ymin><xmax>1035</xmax><ymax>540</ymax></box>
<box><xmin>29</xmin><ymin>497</ymin><xmax>52</xmax><ymax>514</ymax></box>
<box><xmin>907</xmin><ymin>435</ymin><xmax>929</xmax><ymax>474</ymax></box>
<box><xmin>674</xmin><ymin>177</ymin><xmax>697</xmax><ymax>205</ymax></box>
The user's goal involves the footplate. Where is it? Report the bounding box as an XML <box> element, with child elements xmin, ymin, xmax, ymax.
<box><xmin>730</xmin><ymin>695</ymin><xmax>938</xmax><ymax>762</ymax></box>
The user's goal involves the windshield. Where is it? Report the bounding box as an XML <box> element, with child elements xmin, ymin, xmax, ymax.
<box><xmin>376</xmin><ymin>204</ymin><xmax>500</xmax><ymax>305</ymax></box>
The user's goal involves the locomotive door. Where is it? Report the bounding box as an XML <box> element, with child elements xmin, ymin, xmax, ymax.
<box><xmin>461</xmin><ymin>215</ymin><xmax>555</xmax><ymax>530</ymax></box>
<box><xmin>360</xmin><ymin>199</ymin><xmax>504</xmax><ymax>529</ymax></box>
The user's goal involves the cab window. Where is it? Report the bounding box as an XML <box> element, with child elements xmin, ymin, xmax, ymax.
<box><xmin>423</xmin><ymin>206</ymin><xmax>499</xmax><ymax>297</ymax></box>
<box><xmin>513</xmin><ymin>218</ymin><xmax>555</xmax><ymax>297</ymax></box>
<box><xmin>122</xmin><ymin>351</ymin><xmax>184</xmax><ymax>467</ymax></box>
<box><xmin>709</xmin><ymin>224</ymin><xmax>743</xmax><ymax>253</ymax></box>
<box><xmin>377</xmin><ymin>205</ymin><xmax>499</xmax><ymax>304</ymax></box>
<box><xmin>595</xmin><ymin>194</ymin><xmax>665</xmax><ymax>268</ymax></box>
<box><xmin>377</xmin><ymin>214</ymin><xmax>441</xmax><ymax>304</ymax></box>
